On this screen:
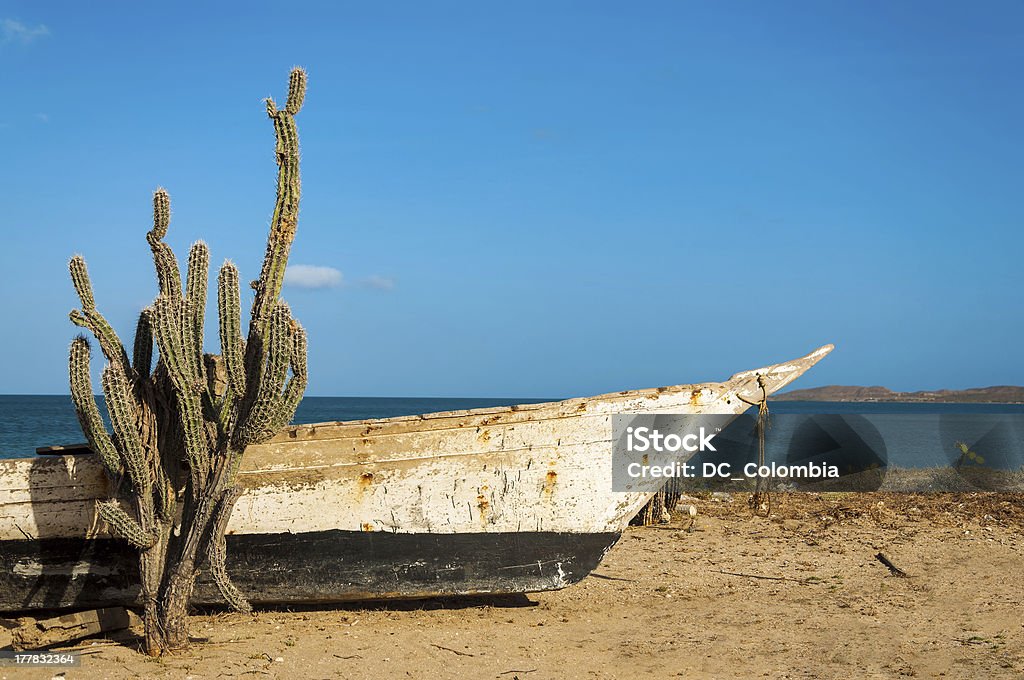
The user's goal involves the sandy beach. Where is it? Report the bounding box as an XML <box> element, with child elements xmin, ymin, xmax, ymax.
<box><xmin>3</xmin><ymin>492</ymin><xmax>1021</xmax><ymax>680</ymax></box>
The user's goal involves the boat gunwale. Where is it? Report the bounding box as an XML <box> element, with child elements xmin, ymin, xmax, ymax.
<box><xmin>30</xmin><ymin>381</ymin><xmax>730</xmax><ymax>458</ymax></box>
<box><xmin>257</xmin><ymin>344</ymin><xmax>832</xmax><ymax>442</ymax></box>
<box><xmin>26</xmin><ymin>344</ymin><xmax>833</xmax><ymax>459</ymax></box>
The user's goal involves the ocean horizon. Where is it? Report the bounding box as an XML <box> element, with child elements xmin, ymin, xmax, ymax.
<box><xmin>2</xmin><ymin>394</ymin><xmax>1023</xmax><ymax>461</ymax></box>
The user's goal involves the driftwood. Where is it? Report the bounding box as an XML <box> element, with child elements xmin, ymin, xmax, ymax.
<box><xmin>717</xmin><ymin>569</ymin><xmax>820</xmax><ymax>584</ymax></box>
<box><xmin>874</xmin><ymin>552</ymin><xmax>909</xmax><ymax>577</ymax></box>
<box><xmin>8</xmin><ymin>607</ymin><xmax>140</xmax><ymax>651</ymax></box>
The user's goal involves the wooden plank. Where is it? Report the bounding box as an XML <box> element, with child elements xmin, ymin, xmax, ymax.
<box><xmin>8</xmin><ymin>607</ymin><xmax>138</xmax><ymax>650</ymax></box>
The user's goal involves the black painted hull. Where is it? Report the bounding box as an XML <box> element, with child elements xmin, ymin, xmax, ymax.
<box><xmin>0</xmin><ymin>530</ymin><xmax>621</xmax><ymax>612</ymax></box>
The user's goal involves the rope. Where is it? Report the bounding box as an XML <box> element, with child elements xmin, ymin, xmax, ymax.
<box><xmin>738</xmin><ymin>375</ymin><xmax>771</xmax><ymax>517</ymax></box>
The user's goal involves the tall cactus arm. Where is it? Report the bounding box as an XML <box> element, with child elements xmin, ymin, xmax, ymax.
<box><xmin>249</xmin><ymin>68</ymin><xmax>306</xmax><ymax>337</ymax></box>
<box><xmin>151</xmin><ymin>294</ymin><xmax>211</xmax><ymax>488</ymax></box>
<box><xmin>68</xmin><ymin>256</ymin><xmax>132</xmax><ymax>374</ymax></box>
<box><xmin>285</xmin><ymin>68</ymin><xmax>306</xmax><ymax>115</ymax></box>
<box><xmin>132</xmin><ymin>309</ymin><xmax>154</xmax><ymax>379</ymax></box>
<box><xmin>151</xmin><ymin>186</ymin><xmax>171</xmax><ymax>240</ymax></box>
<box><xmin>147</xmin><ymin>189</ymin><xmax>183</xmax><ymax>299</ymax></box>
<box><xmin>69</xmin><ymin>254</ymin><xmax>95</xmax><ymax>309</ymax></box>
<box><xmin>217</xmin><ymin>262</ymin><xmax>247</xmax><ymax>398</ymax></box>
<box><xmin>100</xmin><ymin>363</ymin><xmax>152</xmax><ymax>498</ymax></box>
<box><xmin>185</xmin><ymin>242</ymin><xmax>209</xmax><ymax>354</ymax></box>
<box><xmin>68</xmin><ymin>337</ymin><xmax>123</xmax><ymax>478</ymax></box>
<box><xmin>236</xmin><ymin>302</ymin><xmax>293</xmax><ymax>447</ymax></box>
<box><xmin>270</xmin><ymin>321</ymin><xmax>307</xmax><ymax>432</ymax></box>
<box><xmin>182</xmin><ymin>298</ymin><xmax>207</xmax><ymax>392</ymax></box>
<box><xmin>176</xmin><ymin>389</ymin><xmax>211</xmax><ymax>493</ymax></box>
<box><xmin>152</xmin><ymin>296</ymin><xmax>203</xmax><ymax>395</ymax></box>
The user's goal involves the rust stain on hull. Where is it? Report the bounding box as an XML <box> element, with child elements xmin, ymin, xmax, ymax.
<box><xmin>543</xmin><ymin>470</ymin><xmax>558</xmax><ymax>496</ymax></box>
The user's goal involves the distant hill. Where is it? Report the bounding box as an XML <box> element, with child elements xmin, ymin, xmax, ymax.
<box><xmin>774</xmin><ymin>385</ymin><xmax>1024</xmax><ymax>403</ymax></box>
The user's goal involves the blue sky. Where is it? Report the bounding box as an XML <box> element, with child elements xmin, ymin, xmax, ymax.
<box><xmin>1</xmin><ymin>2</ymin><xmax>1022</xmax><ymax>397</ymax></box>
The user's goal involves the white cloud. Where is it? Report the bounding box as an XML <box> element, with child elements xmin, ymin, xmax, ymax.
<box><xmin>284</xmin><ymin>264</ymin><xmax>343</xmax><ymax>289</ymax></box>
<box><xmin>1</xmin><ymin>19</ymin><xmax>50</xmax><ymax>45</ymax></box>
<box><xmin>283</xmin><ymin>264</ymin><xmax>395</xmax><ymax>292</ymax></box>
<box><xmin>358</xmin><ymin>275</ymin><xmax>396</xmax><ymax>291</ymax></box>
<box><xmin>34</xmin><ymin>113</ymin><xmax>49</xmax><ymax>123</ymax></box>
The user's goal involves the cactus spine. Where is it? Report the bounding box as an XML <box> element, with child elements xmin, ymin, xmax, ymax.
<box><xmin>66</xmin><ymin>69</ymin><xmax>309</xmax><ymax>656</ymax></box>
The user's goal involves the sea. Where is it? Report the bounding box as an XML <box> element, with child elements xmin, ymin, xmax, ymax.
<box><xmin>1</xmin><ymin>395</ymin><xmax>1023</xmax><ymax>469</ymax></box>
<box><xmin>0</xmin><ymin>395</ymin><xmax>552</xmax><ymax>459</ymax></box>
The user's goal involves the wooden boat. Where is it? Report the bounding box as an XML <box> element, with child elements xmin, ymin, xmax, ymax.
<box><xmin>0</xmin><ymin>345</ymin><xmax>831</xmax><ymax>612</ymax></box>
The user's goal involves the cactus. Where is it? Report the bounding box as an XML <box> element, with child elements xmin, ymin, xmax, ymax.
<box><xmin>66</xmin><ymin>69</ymin><xmax>309</xmax><ymax>656</ymax></box>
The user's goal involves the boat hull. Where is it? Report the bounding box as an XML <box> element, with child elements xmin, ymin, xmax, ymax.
<box><xmin>0</xmin><ymin>530</ymin><xmax>620</xmax><ymax>611</ymax></box>
<box><xmin>0</xmin><ymin>344</ymin><xmax>832</xmax><ymax>611</ymax></box>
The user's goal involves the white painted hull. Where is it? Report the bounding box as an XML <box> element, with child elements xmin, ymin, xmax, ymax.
<box><xmin>0</xmin><ymin>344</ymin><xmax>831</xmax><ymax>609</ymax></box>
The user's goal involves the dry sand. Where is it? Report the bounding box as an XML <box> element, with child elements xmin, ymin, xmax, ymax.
<box><xmin>3</xmin><ymin>492</ymin><xmax>1022</xmax><ymax>679</ymax></box>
